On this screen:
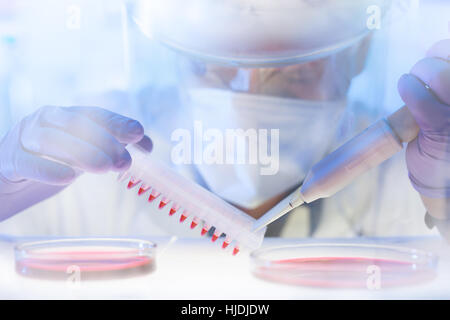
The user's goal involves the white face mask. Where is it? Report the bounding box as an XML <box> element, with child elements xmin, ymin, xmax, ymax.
<box><xmin>185</xmin><ymin>88</ymin><xmax>347</xmax><ymax>209</ymax></box>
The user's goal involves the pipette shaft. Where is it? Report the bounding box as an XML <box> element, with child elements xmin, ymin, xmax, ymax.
<box><xmin>253</xmin><ymin>106</ymin><xmax>419</xmax><ymax>231</ymax></box>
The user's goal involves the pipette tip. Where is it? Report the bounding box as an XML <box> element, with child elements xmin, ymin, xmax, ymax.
<box><xmin>138</xmin><ymin>184</ymin><xmax>150</xmax><ymax>195</ymax></box>
<box><xmin>127</xmin><ymin>178</ymin><xmax>141</xmax><ymax>189</ymax></box>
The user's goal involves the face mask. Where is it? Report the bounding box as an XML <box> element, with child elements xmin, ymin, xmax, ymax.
<box><xmin>184</xmin><ymin>88</ymin><xmax>347</xmax><ymax>209</ymax></box>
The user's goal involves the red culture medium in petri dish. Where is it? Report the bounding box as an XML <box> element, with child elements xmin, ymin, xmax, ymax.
<box><xmin>15</xmin><ymin>238</ymin><xmax>157</xmax><ymax>281</ymax></box>
<box><xmin>251</xmin><ymin>243</ymin><xmax>438</xmax><ymax>288</ymax></box>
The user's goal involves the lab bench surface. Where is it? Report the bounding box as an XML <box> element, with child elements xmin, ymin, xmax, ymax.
<box><xmin>0</xmin><ymin>235</ymin><xmax>449</xmax><ymax>299</ymax></box>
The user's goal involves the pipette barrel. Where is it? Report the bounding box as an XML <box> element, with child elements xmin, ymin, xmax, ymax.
<box><xmin>299</xmin><ymin>118</ymin><xmax>403</xmax><ymax>203</ymax></box>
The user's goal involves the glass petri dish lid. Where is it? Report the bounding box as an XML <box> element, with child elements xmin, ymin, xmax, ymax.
<box><xmin>15</xmin><ymin>238</ymin><xmax>157</xmax><ymax>280</ymax></box>
<box><xmin>251</xmin><ymin>243</ymin><xmax>438</xmax><ymax>288</ymax></box>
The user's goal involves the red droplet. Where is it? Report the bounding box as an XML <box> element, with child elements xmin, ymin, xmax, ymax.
<box><xmin>190</xmin><ymin>221</ymin><xmax>198</xmax><ymax>229</ymax></box>
<box><xmin>127</xmin><ymin>178</ymin><xmax>141</xmax><ymax>189</ymax></box>
<box><xmin>138</xmin><ymin>185</ymin><xmax>150</xmax><ymax>196</ymax></box>
<box><xmin>232</xmin><ymin>247</ymin><xmax>240</xmax><ymax>256</ymax></box>
<box><xmin>201</xmin><ymin>228</ymin><xmax>208</xmax><ymax>236</ymax></box>
<box><xmin>158</xmin><ymin>201</ymin><xmax>167</xmax><ymax>209</ymax></box>
<box><xmin>169</xmin><ymin>204</ymin><xmax>180</xmax><ymax>216</ymax></box>
<box><xmin>180</xmin><ymin>214</ymin><xmax>187</xmax><ymax>223</ymax></box>
<box><xmin>211</xmin><ymin>234</ymin><xmax>219</xmax><ymax>242</ymax></box>
<box><xmin>222</xmin><ymin>241</ymin><xmax>230</xmax><ymax>249</ymax></box>
<box><xmin>148</xmin><ymin>191</ymin><xmax>160</xmax><ymax>203</ymax></box>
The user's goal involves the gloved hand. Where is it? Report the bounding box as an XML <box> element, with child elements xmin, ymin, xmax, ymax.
<box><xmin>397</xmin><ymin>39</ymin><xmax>450</xmax><ymax>231</ymax></box>
<box><xmin>0</xmin><ymin>106</ymin><xmax>152</xmax><ymax>220</ymax></box>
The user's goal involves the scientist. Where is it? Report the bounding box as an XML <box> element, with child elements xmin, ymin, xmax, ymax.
<box><xmin>0</xmin><ymin>1</ymin><xmax>448</xmax><ymax>240</ymax></box>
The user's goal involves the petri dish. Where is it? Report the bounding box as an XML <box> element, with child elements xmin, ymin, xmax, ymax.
<box><xmin>15</xmin><ymin>238</ymin><xmax>156</xmax><ymax>280</ymax></box>
<box><xmin>250</xmin><ymin>243</ymin><xmax>438</xmax><ymax>288</ymax></box>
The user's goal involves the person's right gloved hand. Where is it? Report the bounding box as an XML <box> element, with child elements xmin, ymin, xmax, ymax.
<box><xmin>0</xmin><ymin>106</ymin><xmax>151</xmax><ymax>220</ymax></box>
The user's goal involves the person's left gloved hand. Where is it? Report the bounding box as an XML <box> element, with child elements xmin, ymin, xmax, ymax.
<box><xmin>397</xmin><ymin>39</ymin><xmax>450</xmax><ymax>238</ymax></box>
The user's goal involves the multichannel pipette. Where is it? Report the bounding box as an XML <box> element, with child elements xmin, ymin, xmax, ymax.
<box><xmin>119</xmin><ymin>144</ymin><xmax>267</xmax><ymax>255</ymax></box>
<box><xmin>121</xmin><ymin>105</ymin><xmax>418</xmax><ymax>253</ymax></box>
<box><xmin>253</xmin><ymin>105</ymin><xmax>420</xmax><ymax>231</ymax></box>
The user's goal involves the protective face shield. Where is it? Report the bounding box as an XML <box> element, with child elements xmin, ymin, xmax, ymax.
<box><xmin>127</xmin><ymin>0</ymin><xmax>386</xmax><ymax>209</ymax></box>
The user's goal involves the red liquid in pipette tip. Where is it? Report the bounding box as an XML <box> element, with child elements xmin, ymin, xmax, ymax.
<box><xmin>222</xmin><ymin>239</ymin><xmax>231</xmax><ymax>249</ymax></box>
<box><xmin>127</xmin><ymin>178</ymin><xmax>141</xmax><ymax>189</ymax></box>
<box><xmin>169</xmin><ymin>204</ymin><xmax>180</xmax><ymax>216</ymax></box>
<box><xmin>201</xmin><ymin>224</ymin><xmax>210</xmax><ymax>236</ymax></box>
<box><xmin>148</xmin><ymin>190</ymin><xmax>160</xmax><ymax>202</ymax></box>
<box><xmin>190</xmin><ymin>217</ymin><xmax>199</xmax><ymax>229</ymax></box>
<box><xmin>126</xmin><ymin>178</ymin><xmax>241</xmax><ymax>256</ymax></box>
<box><xmin>158</xmin><ymin>197</ymin><xmax>169</xmax><ymax>209</ymax></box>
<box><xmin>138</xmin><ymin>184</ymin><xmax>150</xmax><ymax>195</ymax></box>
<box><xmin>179</xmin><ymin>211</ymin><xmax>189</xmax><ymax>223</ymax></box>
<box><xmin>211</xmin><ymin>231</ymin><xmax>221</xmax><ymax>242</ymax></box>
